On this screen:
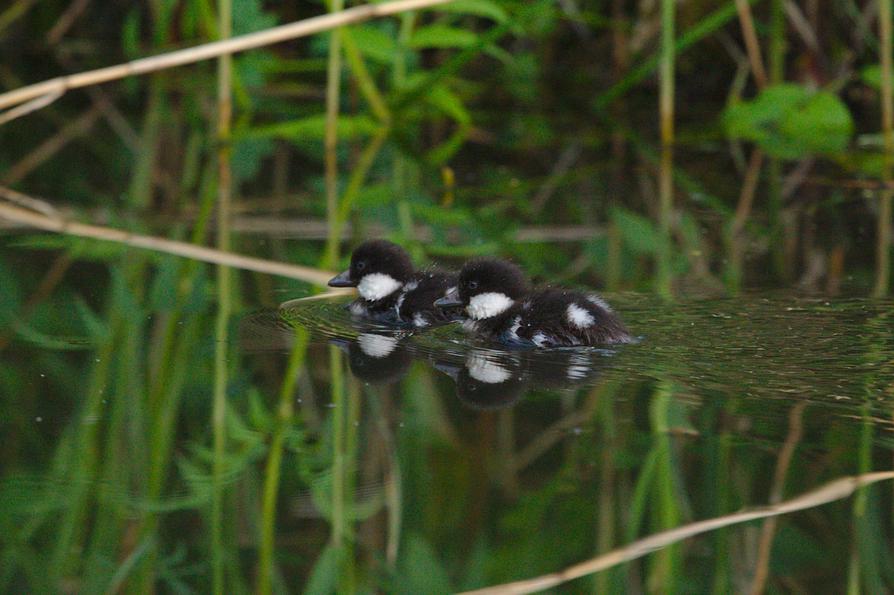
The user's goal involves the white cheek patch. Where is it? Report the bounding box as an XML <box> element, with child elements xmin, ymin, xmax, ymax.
<box><xmin>531</xmin><ymin>332</ymin><xmax>549</xmax><ymax>347</ymax></box>
<box><xmin>357</xmin><ymin>273</ymin><xmax>402</xmax><ymax>301</ymax></box>
<box><xmin>586</xmin><ymin>294</ymin><xmax>612</xmax><ymax>312</ymax></box>
<box><xmin>467</xmin><ymin>353</ymin><xmax>511</xmax><ymax>384</ymax></box>
<box><xmin>466</xmin><ymin>293</ymin><xmax>514</xmax><ymax>320</ymax></box>
<box><xmin>357</xmin><ymin>334</ymin><xmax>399</xmax><ymax>358</ymax></box>
<box><xmin>567</xmin><ymin>303</ymin><xmax>595</xmax><ymax>328</ymax></box>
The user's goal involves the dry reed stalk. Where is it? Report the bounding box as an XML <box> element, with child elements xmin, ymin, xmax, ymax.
<box><xmin>734</xmin><ymin>0</ymin><xmax>767</xmax><ymax>88</ymax></box>
<box><xmin>0</xmin><ymin>0</ymin><xmax>456</xmax><ymax>114</ymax></box>
<box><xmin>0</xmin><ymin>187</ymin><xmax>335</xmax><ymax>285</ymax></box>
<box><xmin>459</xmin><ymin>471</ymin><xmax>894</xmax><ymax>595</ymax></box>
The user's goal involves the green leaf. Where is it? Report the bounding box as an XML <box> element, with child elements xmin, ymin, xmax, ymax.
<box><xmin>611</xmin><ymin>207</ymin><xmax>659</xmax><ymax>255</ymax></box>
<box><xmin>722</xmin><ymin>84</ymin><xmax>854</xmax><ymax>159</ymax></box>
<box><xmin>409</xmin><ymin>24</ymin><xmax>478</xmax><ymax>50</ymax></box>
<box><xmin>862</xmin><ymin>64</ymin><xmax>882</xmax><ymax>90</ymax></box>
<box><xmin>434</xmin><ymin>0</ymin><xmax>508</xmax><ymax>22</ymax></box>
<box><xmin>247</xmin><ymin>114</ymin><xmax>381</xmax><ymax>141</ymax></box>
<box><xmin>303</xmin><ymin>544</ymin><xmax>344</xmax><ymax>595</ymax></box>
<box><xmin>348</xmin><ymin>25</ymin><xmax>397</xmax><ymax>64</ymax></box>
<box><xmin>397</xmin><ymin>534</ymin><xmax>453</xmax><ymax>595</ymax></box>
<box><xmin>426</xmin><ymin>84</ymin><xmax>471</xmax><ymax>125</ymax></box>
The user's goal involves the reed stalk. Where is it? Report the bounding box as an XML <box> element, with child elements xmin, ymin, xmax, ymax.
<box><xmin>0</xmin><ymin>0</ymin><xmax>458</xmax><ymax>115</ymax></box>
<box><xmin>659</xmin><ymin>0</ymin><xmax>674</xmax><ymax>145</ymax></box>
<box><xmin>0</xmin><ymin>190</ymin><xmax>335</xmax><ymax>285</ymax></box>
<box><xmin>769</xmin><ymin>0</ymin><xmax>785</xmax><ymax>84</ymax></box>
<box><xmin>734</xmin><ymin>0</ymin><xmax>767</xmax><ymax>88</ymax></box>
<box><xmin>323</xmin><ymin>0</ymin><xmax>345</xmax><ymax>270</ymax></box>
<box><xmin>211</xmin><ymin>0</ymin><xmax>233</xmax><ymax>591</ymax></box>
<box><xmin>875</xmin><ymin>0</ymin><xmax>893</xmax><ymax>297</ymax></box>
<box><xmin>460</xmin><ymin>470</ymin><xmax>894</xmax><ymax>595</ymax></box>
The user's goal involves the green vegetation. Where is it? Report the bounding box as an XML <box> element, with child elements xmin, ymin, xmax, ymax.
<box><xmin>2</xmin><ymin>0</ymin><xmax>894</xmax><ymax>593</ymax></box>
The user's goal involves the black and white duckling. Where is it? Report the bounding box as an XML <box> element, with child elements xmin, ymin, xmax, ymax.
<box><xmin>328</xmin><ymin>239</ymin><xmax>457</xmax><ymax>328</ymax></box>
<box><xmin>435</xmin><ymin>258</ymin><xmax>632</xmax><ymax>347</ymax></box>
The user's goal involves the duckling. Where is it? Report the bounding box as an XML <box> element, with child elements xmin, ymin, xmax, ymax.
<box><xmin>328</xmin><ymin>239</ymin><xmax>457</xmax><ymax>328</ymax></box>
<box><xmin>435</xmin><ymin>258</ymin><xmax>631</xmax><ymax>347</ymax></box>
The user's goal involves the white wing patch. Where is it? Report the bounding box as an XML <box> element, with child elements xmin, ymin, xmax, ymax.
<box><xmin>357</xmin><ymin>333</ymin><xmax>399</xmax><ymax>358</ymax></box>
<box><xmin>466</xmin><ymin>353</ymin><xmax>511</xmax><ymax>384</ymax></box>
<box><xmin>567</xmin><ymin>303</ymin><xmax>595</xmax><ymax>328</ymax></box>
<box><xmin>467</xmin><ymin>292</ymin><xmax>514</xmax><ymax>320</ymax></box>
<box><xmin>586</xmin><ymin>294</ymin><xmax>612</xmax><ymax>312</ymax></box>
<box><xmin>357</xmin><ymin>273</ymin><xmax>402</xmax><ymax>301</ymax></box>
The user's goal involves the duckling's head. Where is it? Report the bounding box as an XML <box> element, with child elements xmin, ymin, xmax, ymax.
<box><xmin>328</xmin><ymin>240</ymin><xmax>414</xmax><ymax>300</ymax></box>
<box><xmin>435</xmin><ymin>258</ymin><xmax>527</xmax><ymax>320</ymax></box>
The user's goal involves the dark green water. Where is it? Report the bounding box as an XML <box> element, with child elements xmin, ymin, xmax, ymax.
<box><xmin>5</xmin><ymin>287</ymin><xmax>891</xmax><ymax>593</ymax></box>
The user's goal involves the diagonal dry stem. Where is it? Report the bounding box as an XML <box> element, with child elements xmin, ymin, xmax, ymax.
<box><xmin>459</xmin><ymin>471</ymin><xmax>894</xmax><ymax>595</ymax></box>
<box><xmin>0</xmin><ymin>0</ymin><xmax>456</xmax><ymax>114</ymax></box>
<box><xmin>0</xmin><ymin>187</ymin><xmax>334</xmax><ymax>285</ymax></box>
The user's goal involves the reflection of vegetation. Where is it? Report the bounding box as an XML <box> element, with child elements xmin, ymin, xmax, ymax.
<box><xmin>3</xmin><ymin>0</ymin><xmax>894</xmax><ymax>592</ymax></box>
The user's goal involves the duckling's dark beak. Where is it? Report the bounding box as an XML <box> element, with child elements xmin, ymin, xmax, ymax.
<box><xmin>434</xmin><ymin>286</ymin><xmax>462</xmax><ymax>308</ymax></box>
<box><xmin>328</xmin><ymin>270</ymin><xmax>355</xmax><ymax>287</ymax></box>
<box><xmin>433</xmin><ymin>361</ymin><xmax>462</xmax><ymax>380</ymax></box>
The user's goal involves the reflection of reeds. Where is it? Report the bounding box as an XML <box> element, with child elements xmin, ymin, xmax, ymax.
<box><xmin>257</xmin><ymin>328</ymin><xmax>308</xmax><ymax>595</ymax></box>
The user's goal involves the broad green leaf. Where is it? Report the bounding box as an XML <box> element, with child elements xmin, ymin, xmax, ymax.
<box><xmin>348</xmin><ymin>25</ymin><xmax>397</xmax><ymax>64</ymax></box>
<box><xmin>610</xmin><ymin>207</ymin><xmax>658</xmax><ymax>255</ymax></box>
<box><xmin>233</xmin><ymin>0</ymin><xmax>278</xmax><ymax>36</ymax></box>
<box><xmin>722</xmin><ymin>84</ymin><xmax>854</xmax><ymax>159</ymax></box>
<box><xmin>434</xmin><ymin>0</ymin><xmax>508</xmax><ymax>22</ymax></box>
<box><xmin>409</xmin><ymin>24</ymin><xmax>478</xmax><ymax>50</ymax></box>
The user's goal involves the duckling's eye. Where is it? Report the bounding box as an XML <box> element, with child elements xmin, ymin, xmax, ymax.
<box><xmin>356</xmin><ymin>261</ymin><xmax>366</xmax><ymax>271</ymax></box>
<box><xmin>468</xmin><ymin>280</ymin><xmax>479</xmax><ymax>290</ymax></box>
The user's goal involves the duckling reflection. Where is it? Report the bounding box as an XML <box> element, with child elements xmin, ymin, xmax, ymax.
<box><xmin>433</xmin><ymin>347</ymin><xmax>612</xmax><ymax>409</ymax></box>
<box><xmin>434</xmin><ymin>350</ymin><xmax>528</xmax><ymax>410</ymax></box>
<box><xmin>331</xmin><ymin>333</ymin><xmax>413</xmax><ymax>385</ymax></box>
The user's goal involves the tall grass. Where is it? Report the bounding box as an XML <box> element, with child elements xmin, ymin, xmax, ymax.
<box><xmin>211</xmin><ymin>0</ymin><xmax>234</xmax><ymax>591</ymax></box>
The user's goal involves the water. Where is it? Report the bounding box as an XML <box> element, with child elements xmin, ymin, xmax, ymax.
<box><xmin>3</xmin><ymin>283</ymin><xmax>894</xmax><ymax>592</ymax></box>
<box><xmin>224</xmin><ymin>293</ymin><xmax>894</xmax><ymax>592</ymax></box>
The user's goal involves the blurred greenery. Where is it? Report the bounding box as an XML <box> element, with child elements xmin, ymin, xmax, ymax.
<box><xmin>2</xmin><ymin>0</ymin><xmax>894</xmax><ymax>593</ymax></box>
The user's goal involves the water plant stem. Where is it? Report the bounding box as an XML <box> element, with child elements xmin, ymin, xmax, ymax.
<box><xmin>323</xmin><ymin>0</ymin><xmax>344</xmax><ymax>270</ymax></box>
<box><xmin>659</xmin><ymin>0</ymin><xmax>674</xmax><ymax>145</ymax></box>
<box><xmin>212</xmin><ymin>0</ymin><xmax>233</xmax><ymax>590</ymax></box>
<box><xmin>876</xmin><ymin>0</ymin><xmax>893</xmax><ymax>297</ymax></box>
